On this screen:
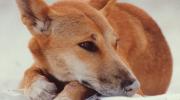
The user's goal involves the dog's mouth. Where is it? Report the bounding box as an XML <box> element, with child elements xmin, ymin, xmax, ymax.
<box><xmin>81</xmin><ymin>80</ymin><xmax>112</xmax><ymax>97</ymax></box>
<box><xmin>81</xmin><ymin>80</ymin><xmax>94</xmax><ymax>88</ymax></box>
<box><xmin>81</xmin><ymin>80</ymin><xmax>116</xmax><ymax>98</ymax></box>
<box><xmin>84</xmin><ymin>86</ymin><xmax>102</xmax><ymax>98</ymax></box>
<box><xmin>81</xmin><ymin>80</ymin><xmax>102</xmax><ymax>96</ymax></box>
<box><xmin>81</xmin><ymin>80</ymin><xmax>139</xmax><ymax>97</ymax></box>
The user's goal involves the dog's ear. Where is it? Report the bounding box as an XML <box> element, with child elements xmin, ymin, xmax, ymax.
<box><xmin>89</xmin><ymin>0</ymin><xmax>109</xmax><ymax>10</ymax></box>
<box><xmin>16</xmin><ymin>0</ymin><xmax>51</xmax><ymax>35</ymax></box>
<box><xmin>100</xmin><ymin>0</ymin><xmax>116</xmax><ymax>16</ymax></box>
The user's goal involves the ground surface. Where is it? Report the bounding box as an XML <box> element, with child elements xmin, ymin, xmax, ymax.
<box><xmin>0</xmin><ymin>0</ymin><xmax>179</xmax><ymax>95</ymax></box>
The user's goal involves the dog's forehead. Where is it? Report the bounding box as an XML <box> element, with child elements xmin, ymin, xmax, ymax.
<box><xmin>52</xmin><ymin>14</ymin><xmax>87</xmax><ymax>34</ymax></box>
<box><xmin>50</xmin><ymin>1</ymin><xmax>117</xmax><ymax>41</ymax></box>
<box><xmin>51</xmin><ymin>13</ymin><xmax>101</xmax><ymax>39</ymax></box>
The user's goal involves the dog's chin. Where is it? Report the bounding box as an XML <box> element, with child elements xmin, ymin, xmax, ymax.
<box><xmin>85</xmin><ymin>84</ymin><xmax>136</xmax><ymax>97</ymax></box>
<box><xmin>96</xmin><ymin>89</ymin><xmax>136</xmax><ymax>97</ymax></box>
<box><xmin>81</xmin><ymin>81</ymin><xmax>136</xmax><ymax>97</ymax></box>
<box><xmin>97</xmin><ymin>90</ymin><xmax>124</xmax><ymax>97</ymax></box>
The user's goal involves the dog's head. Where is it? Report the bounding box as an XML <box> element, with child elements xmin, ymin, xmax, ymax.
<box><xmin>17</xmin><ymin>0</ymin><xmax>140</xmax><ymax>96</ymax></box>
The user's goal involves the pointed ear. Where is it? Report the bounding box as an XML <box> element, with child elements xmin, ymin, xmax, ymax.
<box><xmin>100</xmin><ymin>0</ymin><xmax>116</xmax><ymax>16</ymax></box>
<box><xmin>16</xmin><ymin>0</ymin><xmax>51</xmax><ymax>35</ymax></box>
<box><xmin>89</xmin><ymin>0</ymin><xmax>110</xmax><ymax>10</ymax></box>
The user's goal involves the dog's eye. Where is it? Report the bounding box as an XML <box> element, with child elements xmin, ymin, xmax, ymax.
<box><xmin>114</xmin><ymin>39</ymin><xmax>120</xmax><ymax>49</ymax></box>
<box><xmin>78</xmin><ymin>41</ymin><xmax>98</xmax><ymax>52</ymax></box>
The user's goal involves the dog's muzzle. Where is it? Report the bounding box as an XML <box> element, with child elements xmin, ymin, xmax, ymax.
<box><xmin>82</xmin><ymin>78</ymin><xmax>140</xmax><ymax>97</ymax></box>
<box><xmin>121</xmin><ymin>79</ymin><xmax>140</xmax><ymax>96</ymax></box>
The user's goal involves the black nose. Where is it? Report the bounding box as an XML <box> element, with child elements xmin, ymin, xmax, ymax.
<box><xmin>121</xmin><ymin>79</ymin><xmax>135</xmax><ymax>88</ymax></box>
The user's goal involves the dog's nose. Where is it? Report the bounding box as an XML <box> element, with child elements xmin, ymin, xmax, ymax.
<box><xmin>121</xmin><ymin>79</ymin><xmax>134</xmax><ymax>88</ymax></box>
<box><xmin>121</xmin><ymin>79</ymin><xmax>140</xmax><ymax>96</ymax></box>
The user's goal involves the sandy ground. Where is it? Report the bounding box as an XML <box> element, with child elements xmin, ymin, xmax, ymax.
<box><xmin>0</xmin><ymin>0</ymin><xmax>179</xmax><ymax>94</ymax></box>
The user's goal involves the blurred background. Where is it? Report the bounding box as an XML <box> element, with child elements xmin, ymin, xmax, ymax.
<box><xmin>0</xmin><ymin>0</ymin><xmax>179</xmax><ymax>94</ymax></box>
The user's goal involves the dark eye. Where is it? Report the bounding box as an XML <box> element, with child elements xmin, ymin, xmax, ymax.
<box><xmin>115</xmin><ymin>39</ymin><xmax>120</xmax><ymax>49</ymax></box>
<box><xmin>78</xmin><ymin>41</ymin><xmax>98</xmax><ymax>52</ymax></box>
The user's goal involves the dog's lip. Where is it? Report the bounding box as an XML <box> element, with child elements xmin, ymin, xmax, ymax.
<box><xmin>81</xmin><ymin>80</ymin><xmax>93</xmax><ymax>88</ymax></box>
<box><xmin>90</xmin><ymin>87</ymin><xmax>135</xmax><ymax>97</ymax></box>
<box><xmin>97</xmin><ymin>89</ymin><xmax>136</xmax><ymax>97</ymax></box>
<box><xmin>80</xmin><ymin>80</ymin><xmax>103</xmax><ymax>97</ymax></box>
<box><xmin>84</xmin><ymin>86</ymin><xmax>136</xmax><ymax>98</ymax></box>
<box><xmin>81</xmin><ymin>80</ymin><xmax>134</xmax><ymax>97</ymax></box>
<box><xmin>81</xmin><ymin>81</ymin><xmax>115</xmax><ymax>97</ymax></box>
<box><xmin>84</xmin><ymin>86</ymin><xmax>102</xmax><ymax>98</ymax></box>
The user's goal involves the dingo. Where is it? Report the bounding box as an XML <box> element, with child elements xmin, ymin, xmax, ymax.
<box><xmin>16</xmin><ymin>0</ymin><xmax>172</xmax><ymax>100</ymax></box>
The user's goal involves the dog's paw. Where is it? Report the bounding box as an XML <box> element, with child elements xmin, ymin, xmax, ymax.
<box><xmin>25</xmin><ymin>76</ymin><xmax>57</xmax><ymax>100</ymax></box>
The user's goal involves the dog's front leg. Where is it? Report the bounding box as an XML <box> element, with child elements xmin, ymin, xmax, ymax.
<box><xmin>54</xmin><ymin>81</ymin><xmax>87</xmax><ymax>100</ymax></box>
<box><xmin>54</xmin><ymin>81</ymin><xmax>94</xmax><ymax>100</ymax></box>
<box><xmin>19</xmin><ymin>65</ymin><xmax>57</xmax><ymax>100</ymax></box>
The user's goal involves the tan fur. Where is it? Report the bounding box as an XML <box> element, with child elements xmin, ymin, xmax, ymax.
<box><xmin>105</xmin><ymin>2</ymin><xmax>172</xmax><ymax>95</ymax></box>
<box><xmin>16</xmin><ymin>0</ymin><xmax>172</xmax><ymax>99</ymax></box>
